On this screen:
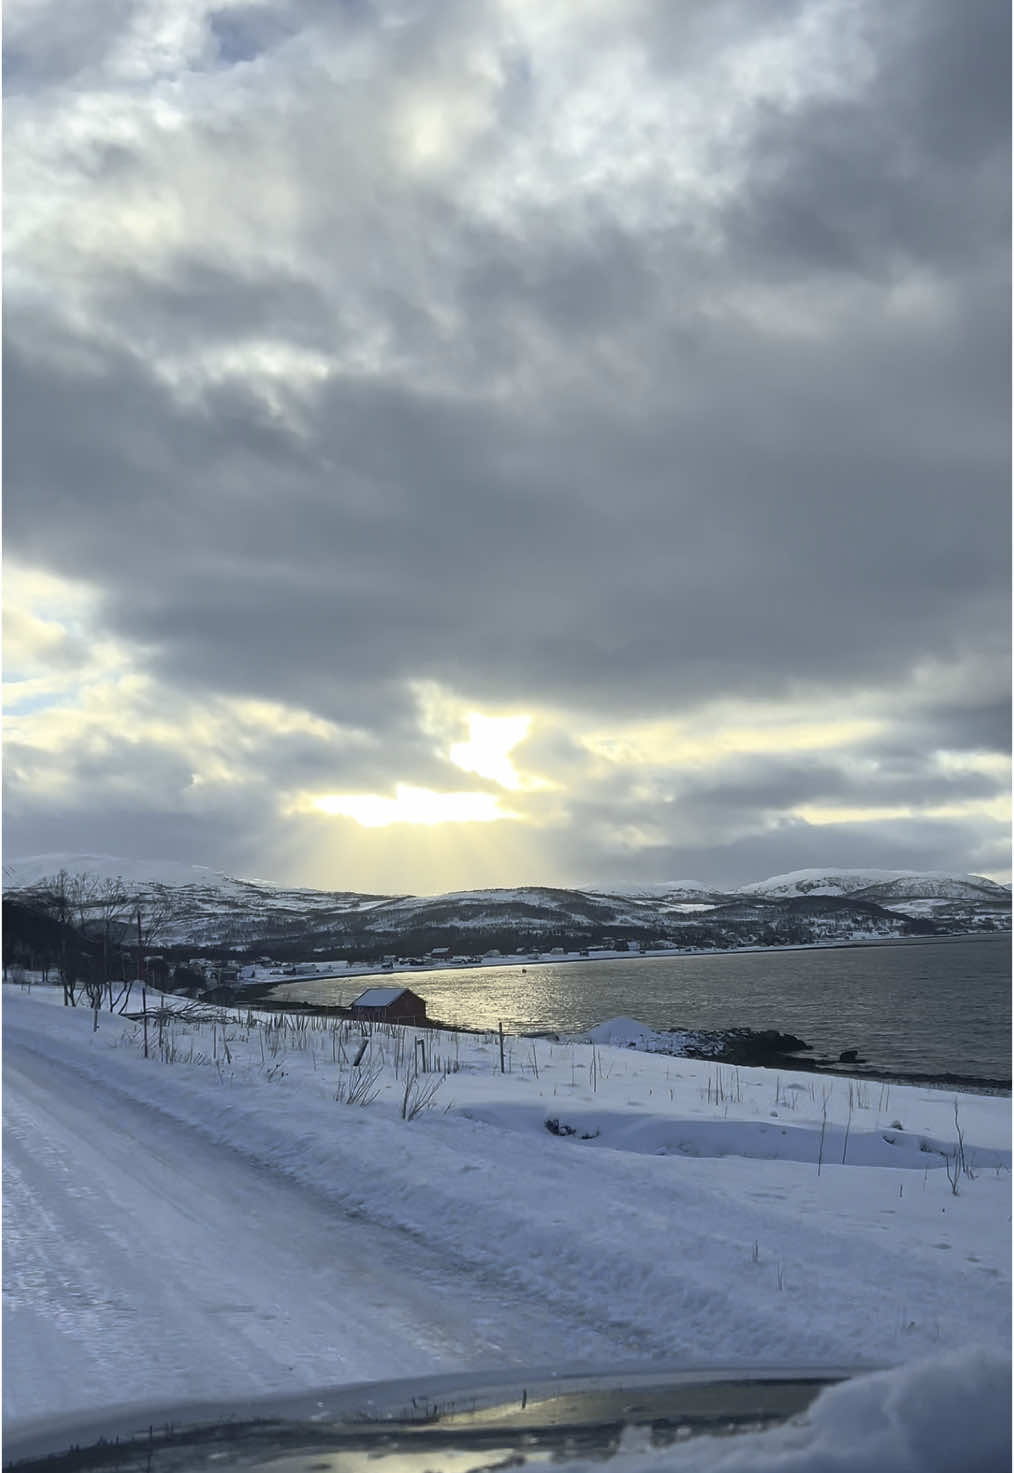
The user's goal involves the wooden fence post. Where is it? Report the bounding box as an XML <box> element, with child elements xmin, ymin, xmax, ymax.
<box><xmin>138</xmin><ymin>910</ymin><xmax>148</xmax><ymax>1059</ymax></box>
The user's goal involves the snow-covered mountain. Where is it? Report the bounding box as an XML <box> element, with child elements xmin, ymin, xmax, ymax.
<box><xmin>853</xmin><ymin>874</ymin><xmax>1011</xmax><ymax>904</ymax></box>
<box><xmin>4</xmin><ymin>853</ymin><xmax>1009</xmax><ymax>956</ymax></box>
<box><xmin>581</xmin><ymin>881</ymin><xmax>721</xmax><ymax>901</ymax></box>
<box><xmin>1</xmin><ymin>852</ymin><xmax>394</xmax><ymax>948</ymax></box>
<box><xmin>3</xmin><ymin>853</ymin><xmax>238</xmax><ymax>892</ymax></box>
<box><xmin>737</xmin><ymin>868</ymin><xmax>1010</xmax><ymax>902</ymax></box>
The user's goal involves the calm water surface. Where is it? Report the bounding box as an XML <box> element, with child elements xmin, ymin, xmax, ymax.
<box><xmin>270</xmin><ymin>935</ymin><xmax>1011</xmax><ymax>1082</ymax></box>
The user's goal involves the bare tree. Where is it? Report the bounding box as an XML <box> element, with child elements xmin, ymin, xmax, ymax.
<box><xmin>28</xmin><ymin>871</ymin><xmax>81</xmax><ymax>1005</ymax></box>
<box><xmin>65</xmin><ymin>872</ymin><xmax>104</xmax><ymax>932</ymax></box>
<box><xmin>14</xmin><ymin>870</ymin><xmax>191</xmax><ymax>1011</ymax></box>
<box><xmin>90</xmin><ymin>878</ymin><xmax>133</xmax><ymax>1008</ymax></box>
<box><xmin>137</xmin><ymin>883</ymin><xmax>187</xmax><ymax>951</ymax></box>
<box><xmin>119</xmin><ymin>884</ymin><xmax>188</xmax><ymax>1013</ymax></box>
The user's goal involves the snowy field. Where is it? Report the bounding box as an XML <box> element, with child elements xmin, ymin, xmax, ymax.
<box><xmin>3</xmin><ymin>984</ymin><xmax>1010</xmax><ymax>1470</ymax></box>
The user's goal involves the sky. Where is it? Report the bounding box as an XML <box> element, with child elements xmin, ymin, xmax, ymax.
<box><xmin>3</xmin><ymin>0</ymin><xmax>1010</xmax><ymax>896</ymax></box>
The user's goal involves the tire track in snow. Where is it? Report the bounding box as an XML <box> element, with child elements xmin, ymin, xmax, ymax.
<box><xmin>3</xmin><ymin>1022</ymin><xmax>644</xmax><ymax>1425</ymax></box>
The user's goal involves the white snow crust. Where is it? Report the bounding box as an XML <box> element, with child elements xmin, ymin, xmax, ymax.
<box><xmin>3</xmin><ymin>984</ymin><xmax>1010</xmax><ymax>1470</ymax></box>
<box><xmin>350</xmin><ymin>985</ymin><xmax>414</xmax><ymax>1007</ymax></box>
<box><xmin>556</xmin><ymin>1347</ymin><xmax>1011</xmax><ymax>1471</ymax></box>
<box><xmin>736</xmin><ymin>868</ymin><xmax>1008</xmax><ymax>900</ymax></box>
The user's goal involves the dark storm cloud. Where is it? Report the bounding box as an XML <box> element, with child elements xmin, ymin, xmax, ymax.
<box><xmin>3</xmin><ymin>783</ymin><xmax>284</xmax><ymax>885</ymax></box>
<box><xmin>547</xmin><ymin>813</ymin><xmax>1011</xmax><ymax>892</ymax></box>
<box><xmin>7</xmin><ymin>293</ymin><xmax>1006</xmax><ymax>728</ymax></box>
<box><xmin>456</xmin><ymin>220</ymin><xmax>654</xmax><ymax>343</ymax></box>
<box><xmin>536</xmin><ymin>747</ymin><xmax>1003</xmax><ymax>860</ymax></box>
<box><xmin>3</xmin><ymin>0</ymin><xmax>136</xmax><ymax>89</ymax></box>
<box><xmin>911</xmin><ymin>702</ymin><xmax>1012</xmax><ymax>758</ymax></box>
<box><xmin>4</xmin><ymin>0</ymin><xmax>1008</xmax><ymax>882</ymax></box>
<box><xmin>111</xmin><ymin>257</ymin><xmax>333</xmax><ymax>351</ymax></box>
<box><xmin>668</xmin><ymin>755</ymin><xmax>1001</xmax><ymax>818</ymax></box>
<box><xmin>207</xmin><ymin>6</ymin><xmax>300</xmax><ymax>66</ymax></box>
<box><xmin>719</xmin><ymin>0</ymin><xmax>1010</xmax><ymax>276</ymax></box>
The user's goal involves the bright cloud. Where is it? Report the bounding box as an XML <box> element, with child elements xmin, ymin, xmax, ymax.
<box><xmin>449</xmin><ymin>713</ymin><xmax>531</xmax><ymax>789</ymax></box>
<box><xmin>307</xmin><ymin>785</ymin><xmax>515</xmax><ymax>828</ymax></box>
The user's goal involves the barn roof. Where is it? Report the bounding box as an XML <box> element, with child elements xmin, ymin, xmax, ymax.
<box><xmin>351</xmin><ymin>986</ymin><xmax>414</xmax><ymax>1008</ymax></box>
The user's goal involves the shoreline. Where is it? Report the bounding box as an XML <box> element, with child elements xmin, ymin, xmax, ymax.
<box><xmin>241</xmin><ymin>927</ymin><xmax>1007</xmax><ymax>993</ymax></box>
<box><xmin>206</xmin><ymin>932</ymin><xmax>1010</xmax><ymax>1097</ymax></box>
<box><xmin>218</xmin><ymin>983</ymin><xmax>1012</xmax><ymax>1097</ymax></box>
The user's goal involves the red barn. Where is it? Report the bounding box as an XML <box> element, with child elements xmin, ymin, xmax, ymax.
<box><xmin>350</xmin><ymin>986</ymin><xmax>427</xmax><ymax>1026</ymax></box>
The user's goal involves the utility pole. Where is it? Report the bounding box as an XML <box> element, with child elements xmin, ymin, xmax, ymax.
<box><xmin>138</xmin><ymin>909</ymin><xmax>148</xmax><ymax>1059</ymax></box>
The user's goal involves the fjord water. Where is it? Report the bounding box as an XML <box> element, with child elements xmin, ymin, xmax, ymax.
<box><xmin>270</xmin><ymin>934</ymin><xmax>1011</xmax><ymax>1083</ymax></box>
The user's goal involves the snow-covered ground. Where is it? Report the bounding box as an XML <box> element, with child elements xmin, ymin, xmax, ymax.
<box><xmin>3</xmin><ymin>984</ymin><xmax>1010</xmax><ymax>1469</ymax></box>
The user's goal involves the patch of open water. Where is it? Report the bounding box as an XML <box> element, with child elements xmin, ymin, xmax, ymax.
<box><xmin>268</xmin><ymin>934</ymin><xmax>1010</xmax><ymax>1083</ymax></box>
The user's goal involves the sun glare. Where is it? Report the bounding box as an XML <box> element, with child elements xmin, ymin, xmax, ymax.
<box><xmin>312</xmin><ymin>784</ymin><xmax>512</xmax><ymax>827</ymax></box>
<box><xmin>450</xmin><ymin>713</ymin><xmax>530</xmax><ymax>789</ymax></box>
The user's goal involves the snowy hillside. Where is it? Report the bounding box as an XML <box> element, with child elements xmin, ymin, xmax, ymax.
<box><xmin>4</xmin><ymin>853</ymin><xmax>1008</xmax><ymax>957</ymax></box>
<box><xmin>3</xmin><ymin>852</ymin><xmax>240</xmax><ymax>892</ymax></box>
<box><xmin>3</xmin><ymin>852</ymin><xmax>395</xmax><ymax>948</ymax></box>
<box><xmin>854</xmin><ymin>874</ymin><xmax>1012</xmax><ymax>903</ymax></box>
<box><xmin>737</xmin><ymin>868</ymin><xmax>1009</xmax><ymax>901</ymax></box>
<box><xmin>582</xmin><ymin>881</ymin><xmax>722</xmax><ymax>902</ymax></box>
<box><xmin>2</xmin><ymin>852</ymin><xmax>381</xmax><ymax>908</ymax></box>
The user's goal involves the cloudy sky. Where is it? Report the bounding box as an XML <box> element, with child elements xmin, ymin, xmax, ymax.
<box><xmin>4</xmin><ymin>0</ymin><xmax>1010</xmax><ymax>895</ymax></box>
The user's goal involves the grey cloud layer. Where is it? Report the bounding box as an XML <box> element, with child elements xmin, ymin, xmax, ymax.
<box><xmin>4</xmin><ymin>0</ymin><xmax>1009</xmax><ymax>882</ymax></box>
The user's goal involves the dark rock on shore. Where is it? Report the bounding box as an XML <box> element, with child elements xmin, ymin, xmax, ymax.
<box><xmin>685</xmin><ymin>1027</ymin><xmax>812</xmax><ymax>1067</ymax></box>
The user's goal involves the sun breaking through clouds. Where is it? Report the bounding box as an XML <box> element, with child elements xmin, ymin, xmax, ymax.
<box><xmin>3</xmin><ymin>0</ymin><xmax>1009</xmax><ymax>892</ymax></box>
<box><xmin>309</xmin><ymin>785</ymin><xmax>515</xmax><ymax>829</ymax></box>
<box><xmin>449</xmin><ymin>714</ymin><xmax>531</xmax><ymax>790</ymax></box>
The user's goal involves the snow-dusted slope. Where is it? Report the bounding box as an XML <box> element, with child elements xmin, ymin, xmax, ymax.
<box><xmin>2</xmin><ymin>852</ymin><xmax>385</xmax><ymax>905</ymax></box>
<box><xmin>4</xmin><ymin>853</ymin><xmax>1008</xmax><ymax>953</ymax></box>
<box><xmin>3</xmin><ymin>853</ymin><xmax>241</xmax><ymax>892</ymax></box>
<box><xmin>2</xmin><ymin>853</ymin><xmax>395</xmax><ymax>947</ymax></box>
<box><xmin>737</xmin><ymin>868</ymin><xmax>1009</xmax><ymax>902</ymax></box>
<box><xmin>581</xmin><ymin>881</ymin><xmax>721</xmax><ymax>901</ymax></box>
<box><xmin>854</xmin><ymin>874</ymin><xmax>1012</xmax><ymax>903</ymax></box>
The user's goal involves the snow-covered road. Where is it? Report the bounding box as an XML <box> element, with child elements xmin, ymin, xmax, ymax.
<box><xmin>4</xmin><ymin>987</ymin><xmax>1010</xmax><ymax>1447</ymax></box>
<box><xmin>3</xmin><ymin>1017</ymin><xmax>623</xmax><ymax>1424</ymax></box>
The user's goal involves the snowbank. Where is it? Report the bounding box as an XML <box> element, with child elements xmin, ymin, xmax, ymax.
<box><xmin>4</xmin><ymin>985</ymin><xmax>1010</xmax><ymax>1443</ymax></box>
<box><xmin>557</xmin><ymin>1347</ymin><xmax>1011</xmax><ymax>1472</ymax></box>
<box><xmin>577</xmin><ymin>1015</ymin><xmax>723</xmax><ymax>1055</ymax></box>
<box><xmin>583</xmin><ymin>1015</ymin><xmax>674</xmax><ymax>1048</ymax></box>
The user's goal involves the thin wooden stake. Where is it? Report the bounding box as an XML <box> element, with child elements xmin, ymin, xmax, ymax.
<box><xmin>137</xmin><ymin>910</ymin><xmax>148</xmax><ymax>1059</ymax></box>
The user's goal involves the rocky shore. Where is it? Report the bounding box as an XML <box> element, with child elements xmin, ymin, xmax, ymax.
<box><xmin>682</xmin><ymin>1028</ymin><xmax>1010</xmax><ymax>1094</ymax></box>
<box><xmin>199</xmin><ymin>983</ymin><xmax>1010</xmax><ymax>1094</ymax></box>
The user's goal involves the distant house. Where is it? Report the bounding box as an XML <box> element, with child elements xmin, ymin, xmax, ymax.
<box><xmin>350</xmin><ymin>986</ymin><xmax>427</xmax><ymax>1026</ymax></box>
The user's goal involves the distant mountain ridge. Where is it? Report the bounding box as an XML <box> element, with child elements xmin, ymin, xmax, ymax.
<box><xmin>734</xmin><ymin>868</ymin><xmax>1010</xmax><ymax>903</ymax></box>
<box><xmin>4</xmin><ymin>853</ymin><xmax>1009</xmax><ymax>959</ymax></box>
